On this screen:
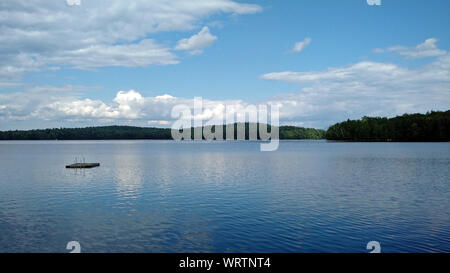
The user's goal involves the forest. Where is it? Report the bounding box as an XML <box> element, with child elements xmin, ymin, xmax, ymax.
<box><xmin>325</xmin><ymin>111</ymin><xmax>450</xmax><ymax>141</ymax></box>
<box><xmin>0</xmin><ymin>123</ymin><xmax>325</xmax><ymax>140</ymax></box>
<box><xmin>1</xmin><ymin>111</ymin><xmax>448</xmax><ymax>141</ymax></box>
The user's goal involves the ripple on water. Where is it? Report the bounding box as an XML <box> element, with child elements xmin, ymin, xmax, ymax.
<box><xmin>0</xmin><ymin>141</ymin><xmax>449</xmax><ymax>252</ymax></box>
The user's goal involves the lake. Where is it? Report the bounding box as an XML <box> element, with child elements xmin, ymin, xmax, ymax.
<box><xmin>0</xmin><ymin>140</ymin><xmax>449</xmax><ymax>253</ymax></box>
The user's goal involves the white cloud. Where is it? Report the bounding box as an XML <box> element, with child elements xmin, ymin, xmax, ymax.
<box><xmin>260</xmin><ymin>40</ymin><xmax>450</xmax><ymax>127</ymax></box>
<box><xmin>261</xmin><ymin>62</ymin><xmax>409</xmax><ymax>84</ymax></box>
<box><xmin>3</xmin><ymin>50</ymin><xmax>449</xmax><ymax>131</ymax></box>
<box><xmin>293</xmin><ymin>37</ymin><xmax>311</xmax><ymax>53</ymax></box>
<box><xmin>0</xmin><ymin>87</ymin><xmax>237</xmax><ymax>126</ymax></box>
<box><xmin>0</xmin><ymin>0</ymin><xmax>261</xmax><ymax>85</ymax></box>
<box><xmin>175</xmin><ymin>27</ymin><xmax>218</xmax><ymax>55</ymax></box>
<box><xmin>147</xmin><ymin>120</ymin><xmax>171</xmax><ymax>126</ymax></box>
<box><xmin>1</xmin><ymin>39</ymin><xmax>449</xmax><ymax>130</ymax></box>
<box><xmin>48</xmin><ymin>39</ymin><xmax>178</xmax><ymax>70</ymax></box>
<box><xmin>387</xmin><ymin>38</ymin><xmax>446</xmax><ymax>59</ymax></box>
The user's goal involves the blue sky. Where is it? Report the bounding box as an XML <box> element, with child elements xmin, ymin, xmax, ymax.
<box><xmin>0</xmin><ymin>0</ymin><xmax>449</xmax><ymax>129</ymax></box>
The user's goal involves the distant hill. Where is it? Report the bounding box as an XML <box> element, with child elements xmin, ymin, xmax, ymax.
<box><xmin>0</xmin><ymin>123</ymin><xmax>326</xmax><ymax>140</ymax></box>
<box><xmin>325</xmin><ymin>110</ymin><xmax>450</xmax><ymax>142</ymax></box>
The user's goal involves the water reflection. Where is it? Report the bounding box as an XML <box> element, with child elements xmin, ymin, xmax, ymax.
<box><xmin>0</xmin><ymin>141</ymin><xmax>448</xmax><ymax>252</ymax></box>
<box><xmin>112</xmin><ymin>145</ymin><xmax>143</xmax><ymax>200</ymax></box>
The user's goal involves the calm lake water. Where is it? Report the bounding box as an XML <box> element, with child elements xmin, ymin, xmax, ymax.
<box><xmin>0</xmin><ymin>140</ymin><xmax>449</xmax><ymax>253</ymax></box>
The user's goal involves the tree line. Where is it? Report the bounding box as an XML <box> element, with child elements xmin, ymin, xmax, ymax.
<box><xmin>0</xmin><ymin>123</ymin><xmax>326</xmax><ymax>140</ymax></box>
<box><xmin>325</xmin><ymin>110</ymin><xmax>450</xmax><ymax>141</ymax></box>
<box><xmin>1</xmin><ymin>111</ymin><xmax>448</xmax><ymax>141</ymax></box>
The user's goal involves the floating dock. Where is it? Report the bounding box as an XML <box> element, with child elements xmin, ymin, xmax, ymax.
<box><xmin>66</xmin><ymin>163</ymin><xmax>100</xmax><ymax>169</ymax></box>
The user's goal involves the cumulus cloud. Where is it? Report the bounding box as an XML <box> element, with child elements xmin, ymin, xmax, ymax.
<box><xmin>387</xmin><ymin>38</ymin><xmax>446</xmax><ymax>59</ymax></box>
<box><xmin>1</xmin><ymin>39</ymin><xmax>449</xmax><ymax>130</ymax></box>
<box><xmin>175</xmin><ymin>27</ymin><xmax>218</xmax><ymax>55</ymax></box>
<box><xmin>293</xmin><ymin>37</ymin><xmax>312</xmax><ymax>53</ymax></box>
<box><xmin>0</xmin><ymin>0</ymin><xmax>261</xmax><ymax>86</ymax></box>
<box><xmin>260</xmin><ymin>40</ymin><xmax>450</xmax><ymax>127</ymax></box>
<box><xmin>3</xmin><ymin>51</ymin><xmax>450</xmax><ymax>130</ymax></box>
<box><xmin>0</xmin><ymin>87</ymin><xmax>248</xmax><ymax>129</ymax></box>
<box><xmin>0</xmin><ymin>85</ymin><xmax>98</xmax><ymax>122</ymax></box>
